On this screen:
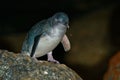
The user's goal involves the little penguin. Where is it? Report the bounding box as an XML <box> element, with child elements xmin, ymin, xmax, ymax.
<box><xmin>21</xmin><ymin>12</ymin><xmax>71</xmax><ymax>63</ymax></box>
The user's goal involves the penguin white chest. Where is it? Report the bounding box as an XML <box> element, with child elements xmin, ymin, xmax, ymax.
<box><xmin>34</xmin><ymin>34</ymin><xmax>61</xmax><ymax>57</ymax></box>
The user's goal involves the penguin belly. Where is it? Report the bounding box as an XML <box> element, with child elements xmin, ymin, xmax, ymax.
<box><xmin>34</xmin><ymin>35</ymin><xmax>61</xmax><ymax>57</ymax></box>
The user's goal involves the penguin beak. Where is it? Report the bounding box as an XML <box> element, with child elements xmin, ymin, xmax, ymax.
<box><xmin>67</xmin><ymin>24</ymin><xmax>69</xmax><ymax>29</ymax></box>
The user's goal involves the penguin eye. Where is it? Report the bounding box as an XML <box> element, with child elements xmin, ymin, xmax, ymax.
<box><xmin>55</xmin><ymin>18</ymin><xmax>63</xmax><ymax>23</ymax></box>
<box><xmin>64</xmin><ymin>22</ymin><xmax>68</xmax><ymax>26</ymax></box>
<box><xmin>55</xmin><ymin>18</ymin><xmax>58</xmax><ymax>22</ymax></box>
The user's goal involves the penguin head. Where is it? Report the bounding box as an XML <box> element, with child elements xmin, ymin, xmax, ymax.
<box><xmin>51</xmin><ymin>12</ymin><xmax>69</xmax><ymax>28</ymax></box>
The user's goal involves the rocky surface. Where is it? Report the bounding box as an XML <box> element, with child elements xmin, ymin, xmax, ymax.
<box><xmin>104</xmin><ymin>52</ymin><xmax>120</xmax><ymax>80</ymax></box>
<box><xmin>0</xmin><ymin>49</ymin><xmax>82</xmax><ymax>80</ymax></box>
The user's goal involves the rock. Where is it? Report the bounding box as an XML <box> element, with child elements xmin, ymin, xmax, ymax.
<box><xmin>103</xmin><ymin>51</ymin><xmax>120</xmax><ymax>80</ymax></box>
<box><xmin>0</xmin><ymin>49</ymin><xmax>82</xmax><ymax>80</ymax></box>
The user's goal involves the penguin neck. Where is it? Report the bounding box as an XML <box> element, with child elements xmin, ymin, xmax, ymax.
<box><xmin>47</xmin><ymin>17</ymin><xmax>67</xmax><ymax>37</ymax></box>
<box><xmin>49</xmin><ymin>23</ymin><xmax>67</xmax><ymax>38</ymax></box>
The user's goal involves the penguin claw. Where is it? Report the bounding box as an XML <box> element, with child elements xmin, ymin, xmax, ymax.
<box><xmin>48</xmin><ymin>59</ymin><xmax>59</xmax><ymax>63</ymax></box>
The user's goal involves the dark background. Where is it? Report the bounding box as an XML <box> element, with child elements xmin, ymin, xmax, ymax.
<box><xmin>0</xmin><ymin>0</ymin><xmax>119</xmax><ymax>34</ymax></box>
<box><xmin>0</xmin><ymin>0</ymin><xmax>120</xmax><ymax>80</ymax></box>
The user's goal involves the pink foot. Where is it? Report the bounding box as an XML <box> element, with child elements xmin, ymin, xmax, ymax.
<box><xmin>47</xmin><ymin>51</ymin><xmax>59</xmax><ymax>63</ymax></box>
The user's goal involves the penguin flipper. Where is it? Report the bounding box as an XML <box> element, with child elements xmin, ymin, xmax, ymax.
<box><xmin>30</xmin><ymin>34</ymin><xmax>42</xmax><ymax>57</ymax></box>
<box><xmin>61</xmin><ymin>34</ymin><xmax>71</xmax><ymax>52</ymax></box>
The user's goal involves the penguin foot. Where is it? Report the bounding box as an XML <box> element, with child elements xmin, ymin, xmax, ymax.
<box><xmin>47</xmin><ymin>51</ymin><xmax>59</xmax><ymax>63</ymax></box>
<box><xmin>48</xmin><ymin>58</ymin><xmax>59</xmax><ymax>63</ymax></box>
<box><xmin>32</xmin><ymin>57</ymin><xmax>43</xmax><ymax>63</ymax></box>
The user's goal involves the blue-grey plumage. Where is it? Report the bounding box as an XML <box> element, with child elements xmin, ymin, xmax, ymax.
<box><xmin>21</xmin><ymin>12</ymin><xmax>71</xmax><ymax>63</ymax></box>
